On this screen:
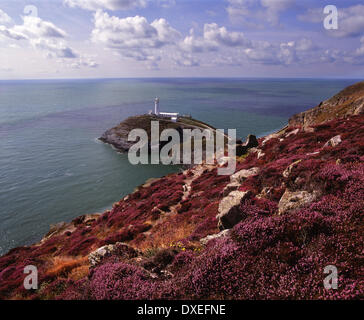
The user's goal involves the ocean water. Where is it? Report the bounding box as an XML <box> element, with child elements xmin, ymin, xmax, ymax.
<box><xmin>0</xmin><ymin>78</ymin><xmax>357</xmax><ymax>255</ymax></box>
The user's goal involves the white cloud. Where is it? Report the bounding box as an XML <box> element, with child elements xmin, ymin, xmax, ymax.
<box><xmin>244</xmin><ymin>41</ymin><xmax>280</xmax><ymax>65</ymax></box>
<box><xmin>0</xmin><ymin>15</ymin><xmax>76</xmax><ymax>59</ymax></box>
<box><xmin>91</xmin><ymin>11</ymin><xmax>180</xmax><ymax>63</ymax></box>
<box><xmin>226</xmin><ymin>0</ymin><xmax>294</xmax><ymax>27</ymax></box>
<box><xmin>70</xmin><ymin>56</ymin><xmax>99</xmax><ymax>68</ymax></box>
<box><xmin>64</xmin><ymin>0</ymin><xmax>147</xmax><ymax>11</ymax></box>
<box><xmin>0</xmin><ymin>13</ymin><xmax>98</xmax><ymax>68</ymax></box>
<box><xmin>227</xmin><ymin>0</ymin><xmax>259</xmax><ymax>26</ymax></box>
<box><xmin>13</xmin><ymin>16</ymin><xmax>67</xmax><ymax>39</ymax></box>
<box><xmin>180</xmin><ymin>28</ymin><xmax>217</xmax><ymax>53</ymax></box>
<box><xmin>340</xmin><ymin>37</ymin><xmax>364</xmax><ymax>65</ymax></box>
<box><xmin>171</xmin><ymin>51</ymin><xmax>200</xmax><ymax>67</ymax></box>
<box><xmin>261</xmin><ymin>0</ymin><xmax>294</xmax><ymax>26</ymax></box>
<box><xmin>299</xmin><ymin>5</ymin><xmax>364</xmax><ymax>38</ymax></box>
<box><xmin>356</xmin><ymin>37</ymin><xmax>364</xmax><ymax>56</ymax></box>
<box><xmin>0</xmin><ymin>9</ymin><xmax>12</xmax><ymax>25</ymax></box>
<box><xmin>243</xmin><ymin>37</ymin><xmax>316</xmax><ymax>66</ymax></box>
<box><xmin>180</xmin><ymin>23</ymin><xmax>251</xmax><ymax>53</ymax></box>
<box><xmin>204</xmin><ymin>23</ymin><xmax>251</xmax><ymax>47</ymax></box>
<box><xmin>31</xmin><ymin>38</ymin><xmax>78</xmax><ymax>58</ymax></box>
<box><xmin>0</xmin><ymin>26</ymin><xmax>28</xmax><ymax>40</ymax></box>
<box><xmin>295</xmin><ymin>38</ymin><xmax>315</xmax><ymax>52</ymax></box>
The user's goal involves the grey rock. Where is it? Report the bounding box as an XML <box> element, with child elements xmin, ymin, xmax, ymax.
<box><xmin>222</xmin><ymin>182</ymin><xmax>241</xmax><ymax>196</ymax></box>
<box><xmin>230</xmin><ymin>167</ymin><xmax>260</xmax><ymax>184</ymax></box>
<box><xmin>278</xmin><ymin>189</ymin><xmax>318</xmax><ymax>215</ymax></box>
<box><xmin>282</xmin><ymin>160</ymin><xmax>302</xmax><ymax>178</ymax></box>
<box><xmin>88</xmin><ymin>242</ymin><xmax>140</xmax><ymax>267</ymax></box>
<box><xmin>324</xmin><ymin>135</ymin><xmax>342</xmax><ymax>148</ymax></box>
<box><xmin>217</xmin><ymin>190</ymin><xmax>252</xmax><ymax>230</ymax></box>
<box><xmin>200</xmin><ymin>230</ymin><xmax>230</xmax><ymax>246</ymax></box>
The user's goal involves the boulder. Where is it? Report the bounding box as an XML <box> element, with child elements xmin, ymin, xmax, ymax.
<box><xmin>230</xmin><ymin>167</ymin><xmax>260</xmax><ymax>184</ymax></box>
<box><xmin>222</xmin><ymin>182</ymin><xmax>241</xmax><ymax>196</ymax></box>
<box><xmin>88</xmin><ymin>242</ymin><xmax>140</xmax><ymax>267</ymax></box>
<box><xmin>245</xmin><ymin>134</ymin><xmax>259</xmax><ymax>148</ymax></box>
<box><xmin>278</xmin><ymin>189</ymin><xmax>318</xmax><ymax>215</ymax></box>
<box><xmin>217</xmin><ymin>190</ymin><xmax>252</xmax><ymax>230</ymax></box>
<box><xmin>235</xmin><ymin>135</ymin><xmax>259</xmax><ymax>156</ymax></box>
<box><xmin>200</xmin><ymin>230</ymin><xmax>230</xmax><ymax>246</ymax></box>
<box><xmin>236</xmin><ymin>144</ymin><xmax>248</xmax><ymax>156</ymax></box>
<box><xmin>282</xmin><ymin>160</ymin><xmax>302</xmax><ymax>178</ymax></box>
<box><xmin>324</xmin><ymin>135</ymin><xmax>342</xmax><ymax>148</ymax></box>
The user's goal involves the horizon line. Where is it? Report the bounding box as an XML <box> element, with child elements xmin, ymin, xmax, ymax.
<box><xmin>0</xmin><ymin>76</ymin><xmax>363</xmax><ymax>82</ymax></box>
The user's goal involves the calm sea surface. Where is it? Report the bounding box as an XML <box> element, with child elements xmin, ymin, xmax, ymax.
<box><xmin>0</xmin><ymin>78</ymin><xmax>357</xmax><ymax>255</ymax></box>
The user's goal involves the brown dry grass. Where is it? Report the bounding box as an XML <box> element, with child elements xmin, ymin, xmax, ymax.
<box><xmin>135</xmin><ymin>220</ymin><xmax>196</xmax><ymax>251</ymax></box>
<box><xmin>69</xmin><ymin>265</ymin><xmax>90</xmax><ymax>281</ymax></box>
<box><xmin>46</xmin><ymin>256</ymin><xmax>88</xmax><ymax>278</ymax></box>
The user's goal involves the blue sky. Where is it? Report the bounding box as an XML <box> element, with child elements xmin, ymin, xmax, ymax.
<box><xmin>0</xmin><ymin>0</ymin><xmax>364</xmax><ymax>79</ymax></box>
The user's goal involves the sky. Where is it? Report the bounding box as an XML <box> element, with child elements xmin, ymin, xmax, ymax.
<box><xmin>0</xmin><ymin>0</ymin><xmax>364</xmax><ymax>79</ymax></box>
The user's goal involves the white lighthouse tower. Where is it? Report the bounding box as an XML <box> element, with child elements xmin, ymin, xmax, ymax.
<box><xmin>154</xmin><ymin>97</ymin><xmax>160</xmax><ymax>116</ymax></box>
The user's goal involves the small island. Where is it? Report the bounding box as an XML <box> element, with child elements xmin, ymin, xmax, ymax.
<box><xmin>99</xmin><ymin>98</ymin><xmax>218</xmax><ymax>153</ymax></box>
<box><xmin>99</xmin><ymin>98</ymin><xmax>258</xmax><ymax>163</ymax></box>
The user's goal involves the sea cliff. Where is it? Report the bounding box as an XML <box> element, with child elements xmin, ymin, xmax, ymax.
<box><xmin>0</xmin><ymin>82</ymin><xmax>363</xmax><ymax>300</ymax></box>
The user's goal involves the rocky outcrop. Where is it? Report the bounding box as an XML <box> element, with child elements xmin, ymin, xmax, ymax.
<box><xmin>222</xmin><ymin>182</ymin><xmax>241</xmax><ymax>196</ymax></box>
<box><xmin>89</xmin><ymin>242</ymin><xmax>140</xmax><ymax>267</ymax></box>
<box><xmin>100</xmin><ymin>114</ymin><xmax>212</xmax><ymax>153</ymax></box>
<box><xmin>289</xmin><ymin>81</ymin><xmax>364</xmax><ymax>128</ymax></box>
<box><xmin>324</xmin><ymin>135</ymin><xmax>342</xmax><ymax>148</ymax></box>
<box><xmin>236</xmin><ymin>135</ymin><xmax>259</xmax><ymax>156</ymax></box>
<box><xmin>217</xmin><ymin>190</ymin><xmax>252</xmax><ymax>230</ymax></box>
<box><xmin>200</xmin><ymin>230</ymin><xmax>230</xmax><ymax>245</ymax></box>
<box><xmin>283</xmin><ymin>160</ymin><xmax>302</xmax><ymax>178</ymax></box>
<box><xmin>41</xmin><ymin>213</ymin><xmax>100</xmax><ymax>243</ymax></box>
<box><xmin>245</xmin><ymin>134</ymin><xmax>259</xmax><ymax>148</ymax></box>
<box><xmin>278</xmin><ymin>189</ymin><xmax>318</xmax><ymax>215</ymax></box>
<box><xmin>230</xmin><ymin>167</ymin><xmax>260</xmax><ymax>184</ymax></box>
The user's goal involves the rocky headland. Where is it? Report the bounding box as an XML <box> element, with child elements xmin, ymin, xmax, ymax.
<box><xmin>0</xmin><ymin>82</ymin><xmax>363</xmax><ymax>300</ymax></box>
<box><xmin>99</xmin><ymin>114</ymin><xmax>220</xmax><ymax>152</ymax></box>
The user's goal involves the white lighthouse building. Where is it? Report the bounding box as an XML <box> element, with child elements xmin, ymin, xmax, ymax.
<box><xmin>152</xmin><ymin>97</ymin><xmax>180</xmax><ymax>122</ymax></box>
<box><xmin>154</xmin><ymin>97</ymin><xmax>160</xmax><ymax>115</ymax></box>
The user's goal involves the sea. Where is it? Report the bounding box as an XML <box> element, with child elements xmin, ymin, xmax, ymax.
<box><xmin>0</xmin><ymin>78</ymin><xmax>358</xmax><ymax>255</ymax></box>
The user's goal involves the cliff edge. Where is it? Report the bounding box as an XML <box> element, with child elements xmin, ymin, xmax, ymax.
<box><xmin>289</xmin><ymin>80</ymin><xmax>364</xmax><ymax>128</ymax></box>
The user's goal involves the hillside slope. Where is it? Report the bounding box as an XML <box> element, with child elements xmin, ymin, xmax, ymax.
<box><xmin>0</xmin><ymin>83</ymin><xmax>363</xmax><ymax>300</ymax></box>
<box><xmin>290</xmin><ymin>81</ymin><xmax>364</xmax><ymax>128</ymax></box>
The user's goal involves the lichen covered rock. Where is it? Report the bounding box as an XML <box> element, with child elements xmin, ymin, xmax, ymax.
<box><xmin>217</xmin><ymin>191</ymin><xmax>252</xmax><ymax>230</ymax></box>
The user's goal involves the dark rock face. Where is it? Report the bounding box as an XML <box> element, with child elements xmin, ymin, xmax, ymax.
<box><xmin>245</xmin><ymin>134</ymin><xmax>259</xmax><ymax>148</ymax></box>
<box><xmin>235</xmin><ymin>134</ymin><xmax>259</xmax><ymax>156</ymax></box>
<box><xmin>236</xmin><ymin>144</ymin><xmax>248</xmax><ymax>156</ymax></box>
